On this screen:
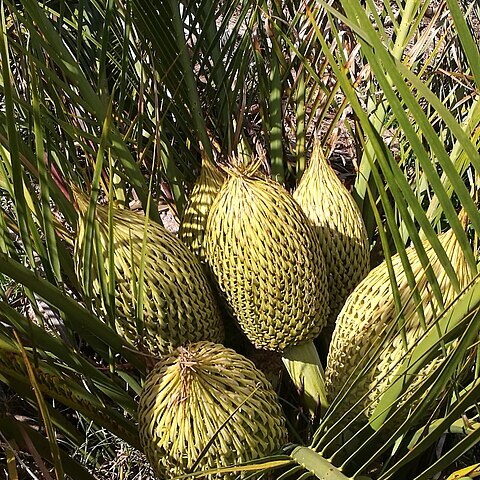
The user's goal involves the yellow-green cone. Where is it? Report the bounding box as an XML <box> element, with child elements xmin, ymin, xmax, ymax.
<box><xmin>326</xmin><ymin>227</ymin><xmax>472</xmax><ymax>427</ymax></box>
<box><xmin>74</xmin><ymin>195</ymin><xmax>224</xmax><ymax>357</ymax></box>
<box><xmin>205</xmin><ymin>167</ymin><xmax>329</xmax><ymax>352</ymax></box>
<box><xmin>179</xmin><ymin>153</ymin><xmax>225</xmax><ymax>262</ymax></box>
<box><xmin>138</xmin><ymin>341</ymin><xmax>288</xmax><ymax>479</ymax></box>
<box><xmin>294</xmin><ymin>141</ymin><xmax>369</xmax><ymax>331</ymax></box>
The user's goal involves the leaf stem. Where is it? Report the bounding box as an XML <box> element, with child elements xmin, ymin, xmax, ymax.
<box><xmin>282</xmin><ymin>341</ymin><xmax>329</xmax><ymax>417</ymax></box>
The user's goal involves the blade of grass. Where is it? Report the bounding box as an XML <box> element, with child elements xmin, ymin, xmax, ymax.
<box><xmin>0</xmin><ymin>372</ymin><xmax>85</xmax><ymax>446</ymax></box>
<box><xmin>15</xmin><ymin>0</ymin><xmax>159</xmax><ymax>221</ymax></box>
<box><xmin>316</xmin><ymin>0</ymin><xmax>478</xmax><ymax>279</ymax></box>
<box><xmin>13</xmin><ymin>332</ymin><xmax>65</xmax><ymax>480</ymax></box>
<box><xmin>81</xmin><ymin>96</ymin><xmax>113</xmax><ymax>306</ymax></box>
<box><xmin>0</xmin><ymin>3</ymin><xmax>34</xmax><ymax>267</ymax></box>
<box><xmin>414</xmin><ymin>416</ymin><xmax>480</xmax><ymax>480</ymax></box>
<box><xmin>324</xmin><ymin>0</ymin><xmax>480</xmax><ymax>256</ymax></box>
<box><xmin>446</xmin><ymin>0</ymin><xmax>480</xmax><ymax>91</ymax></box>
<box><xmin>0</xmin><ymin>414</ymin><xmax>97</xmax><ymax>480</ymax></box>
<box><xmin>0</xmin><ymin>253</ymin><xmax>146</xmax><ymax>372</ymax></box>
<box><xmin>0</xmin><ymin>336</ymin><xmax>140</xmax><ymax>448</ymax></box>
<box><xmin>29</xmin><ymin>53</ymin><xmax>62</xmax><ymax>286</ymax></box>
<box><xmin>166</xmin><ymin>0</ymin><xmax>213</xmax><ymax>161</ymax></box>
<box><xmin>0</xmin><ymin>300</ymin><xmax>137</xmax><ymax>414</ymax></box>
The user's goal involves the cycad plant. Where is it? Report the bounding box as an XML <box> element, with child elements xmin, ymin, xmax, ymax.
<box><xmin>0</xmin><ymin>1</ymin><xmax>480</xmax><ymax>480</ymax></box>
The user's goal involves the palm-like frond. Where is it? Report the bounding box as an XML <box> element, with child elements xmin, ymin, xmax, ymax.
<box><xmin>0</xmin><ymin>0</ymin><xmax>479</xmax><ymax>478</ymax></box>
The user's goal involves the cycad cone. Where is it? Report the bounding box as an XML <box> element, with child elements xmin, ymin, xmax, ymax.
<box><xmin>206</xmin><ymin>164</ymin><xmax>330</xmax><ymax>413</ymax></box>
<box><xmin>138</xmin><ymin>341</ymin><xmax>288</xmax><ymax>479</ymax></box>
<box><xmin>326</xmin><ymin>227</ymin><xmax>472</xmax><ymax>428</ymax></box>
<box><xmin>179</xmin><ymin>153</ymin><xmax>225</xmax><ymax>263</ymax></box>
<box><xmin>206</xmin><ymin>166</ymin><xmax>329</xmax><ymax>350</ymax></box>
<box><xmin>293</xmin><ymin>141</ymin><xmax>369</xmax><ymax>334</ymax></box>
<box><xmin>74</xmin><ymin>193</ymin><xmax>224</xmax><ymax>357</ymax></box>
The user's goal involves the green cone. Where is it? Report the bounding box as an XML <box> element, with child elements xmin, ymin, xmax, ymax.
<box><xmin>326</xmin><ymin>227</ymin><xmax>472</xmax><ymax>428</ymax></box>
<box><xmin>294</xmin><ymin>141</ymin><xmax>369</xmax><ymax>332</ymax></box>
<box><xmin>179</xmin><ymin>152</ymin><xmax>225</xmax><ymax>263</ymax></box>
<box><xmin>138</xmin><ymin>341</ymin><xmax>288</xmax><ymax>479</ymax></box>
<box><xmin>74</xmin><ymin>194</ymin><xmax>224</xmax><ymax>357</ymax></box>
<box><xmin>205</xmin><ymin>166</ymin><xmax>329</xmax><ymax>352</ymax></box>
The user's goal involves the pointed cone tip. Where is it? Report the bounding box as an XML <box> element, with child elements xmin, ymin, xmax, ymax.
<box><xmin>225</xmin><ymin>155</ymin><xmax>264</xmax><ymax>180</ymax></box>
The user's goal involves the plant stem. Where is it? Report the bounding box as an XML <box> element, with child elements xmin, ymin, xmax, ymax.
<box><xmin>281</xmin><ymin>341</ymin><xmax>329</xmax><ymax>417</ymax></box>
<box><xmin>290</xmin><ymin>446</ymin><xmax>351</xmax><ymax>480</ymax></box>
